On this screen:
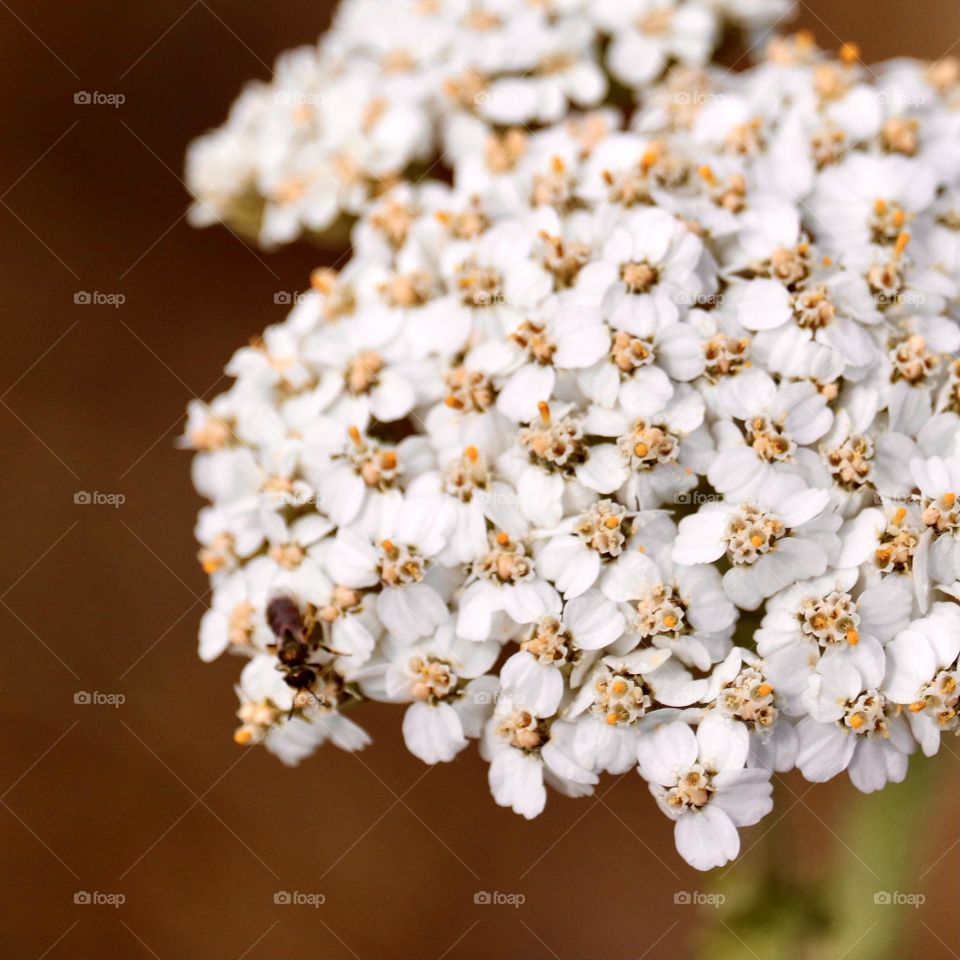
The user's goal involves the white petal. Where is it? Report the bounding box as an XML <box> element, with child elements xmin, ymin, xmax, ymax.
<box><xmin>673</xmin><ymin>510</ymin><xmax>729</xmax><ymax>565</ymax></box>
<box><xmin>883</xmin><ymin>630</ymin><xmax>937</xmax><ymax>702</ymax></box>
<box><xmin>538</xmin><ymin>537</ymin><xmax>600</xmax><ymax>598</ymax></box>
<box><xmin>377</xmin><ymin>583</ymin><xmax>447</xmax><ymax>643</ymax></box>
<box><xmin>518</xmin><ymin>469</ymin><xmax>565</xmax><ymax>527</ymax></box>
<box><xmin>637</xmin><ymin>721</ymin><xmax>698</xmax><ymax>786</ymax></box>
<box><xmin>674</xmin><ymin>805</ymin><xmax>740</xmax><ymax>871</ymax></box>
<box><xmin>619</xmin><ymin>367</ymin><xmax>674</xmax><ymax>419</ymax></box>
<box><xmin>796</xmin><ymin>718</ymin><xmax>856</xmax><ymax>782</ymax></box>
<box><xmin>848</xmin><ymin>739</ymin><xmax>908</xmax><ymax>794</ymax></box>
<box><xmin>370</xmin><ymin>371</ymin><xmax>415</xmax><ymax>421</ymax></box>
<box><xmin>564</xmin><ymin>590</ymin><xmax>626</xmax><ymax>649</ymax></box>
<box><xmin>500</xmin><ymin>652</ymin><xmax>564</xmax><ymax>717</ymax></box>
<box><xmin>497</xmin><ymin>364</ymin><xmax>556</xmax><ymax>422</ymax></box>
<box><xmin>711</xmin><ymin>768</ymin><xmax>773</xmax><ymax>826</ymax></box>
<box><xmin>735</xmin><ymin>279</ymin><xmax>792</xmax><ymax>331</ymax></box>
<box><xmin>575</xmin><ymin>444</ymin><xmax>629</xmax><ymax>494</ymax></box>
<box><xmin>489</xmin><ymin>749</ymin><xmax>546</xmax><ymax>819</ymax></box>
<box><xmin>402</xmin><ymin>701</ymin><xmax>466</xmax><ymax>763</ymax></box>
<box><xmin>696</xmin><ymin>714</ymin><xmax>749</xmax><ymax>772</ymax></box>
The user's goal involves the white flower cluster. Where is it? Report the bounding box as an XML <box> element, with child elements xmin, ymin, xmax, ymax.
<box><xmin>185</xmin><ymin>24</ymin><xmax>960</xmax><ymax>872</ymax></box>
<box><xmin>185</xmin><ymin>0</ymin><xmax>792</xmax><ymax>247</ymax></box>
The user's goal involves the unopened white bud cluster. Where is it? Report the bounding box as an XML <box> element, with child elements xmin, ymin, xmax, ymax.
<box><xmin>184</xmin><ymin>8</ymin><xmax>960</xmax><ymax>870</ymax></box>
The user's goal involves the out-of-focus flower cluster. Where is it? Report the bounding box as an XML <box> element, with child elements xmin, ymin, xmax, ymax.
<box><xmin>185</xmin><ymin>0</ymin><xmax>792</xmax><ymax>247</ymax></box>
<box><xmin>184</xmin><ymin>13</ymin><xmax>960</xmax><ymax>871</ymax></box>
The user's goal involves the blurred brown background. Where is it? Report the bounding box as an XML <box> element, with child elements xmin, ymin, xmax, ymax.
<box><xmin>3</xmin><ymin>1</ymin><xmax>960</xmax><ymax>957</ymax></box>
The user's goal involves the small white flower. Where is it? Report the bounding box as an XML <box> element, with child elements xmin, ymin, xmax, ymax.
<box><xmin>883</xmin><ymin>603</ymin><xmax>960</xmax><ymax>756</ymax></box>
<box><xmin>483</xmin><ymin>696</ymin><xmax>598</xmax><ymax>819</ymax></box>
<box><xmin>576</xmin><ymin>207</ymin><xmax>707</xmax><ymax>332</ymax></box>
<box><xmin>637</xmin><ymin>715</ymin><xmax>773</xmax><ymax>870</ymax></box>
<box><xmin>233</xmin><ymin>655</ymin><xmax>370</xmax><ymax>765</ymax></box>
<box><xmin>704</xmin><ymin>649</ymin><xmax>798</xmax><ymax>772</ymax></box>
<box><xmin>569</xmin><ymin>648</ymin><xmax>706</xmax><ymax>773</ymax></box>
<box><xmin>797</xmin><ymin>657</ymin><xmax>915</xmax><ymax>793</ymax></box>
<box><xmin>199</xmin><ymin>557</ymin><xmax>275</xmax><ymax>662</ymax></box>
<box><xmin>708</xmin><ymin>371</ymin><xmax>834</xmax><ymax>500</ymax></box>
<box><xmin>373</xmin><ymin>623</ymin><xmax>500</xmax><ymax>763</ymax></box>
<box><xmin>911</xmin><ymin>453</ymin><xmax>960</xmax><ymax>584</ymax></box>
<box><xmin>592</xmin><ymin>0</ymin><xmax>717</xmax><ymax>90</ymax></box>
<box><xmin>327</xmin><ymin>499</ymin><xmax>454</xmax><ymax>643</ymax></box>
<box><xmin>673</xmin><ymin>476</ymin><xmax>840</xmax><ymax>610</ymax></box>
<box><xmin>457</xmin><ymin>531</ymin><xmax>561</xmax><ymax>641</ymax></box>
<box><xmin>500</xmin><ymin>593</ymin><xmax>626</xmax><ymax>717</ymax></box>
<box><xmin>807</xmin><ymin>153</ymin><xmax>937</xmax><ymax>253</ymax></box>
<box><xmin>755</xmin><ymin>570</ymin><xmax>910</xmax><ymax>711</ymax></box>
<box><xmin>602</xmin><ymin>549</ymin><xmax>736</xmax><ymax>669</ymax></box>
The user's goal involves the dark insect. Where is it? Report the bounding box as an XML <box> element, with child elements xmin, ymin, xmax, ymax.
<box><xmin>283</xmin><ymin>665</ymin><xmax>320</xmax><ymax>690</ymax></box>
<box><xmin>266</xmin><ymin>595</ymin><xmax>306</xmax><ymax>646</ymax></box>
<box><xmin>266</xmin><ymin>595</ymin><xmax>320</xmax><ymax>712</ymax></box>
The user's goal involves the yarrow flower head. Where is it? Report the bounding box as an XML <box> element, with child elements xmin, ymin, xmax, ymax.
<box><xmin>185</xmin><ymin>2</ymin><xmax>960</xmax><ymax>871</ymax></box>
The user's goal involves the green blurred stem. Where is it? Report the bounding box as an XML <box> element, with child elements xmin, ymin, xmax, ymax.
<box><xmin>697</xmin><ymin>751</ymin><xmax>943</xmax><ymax>960</ymax></box>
